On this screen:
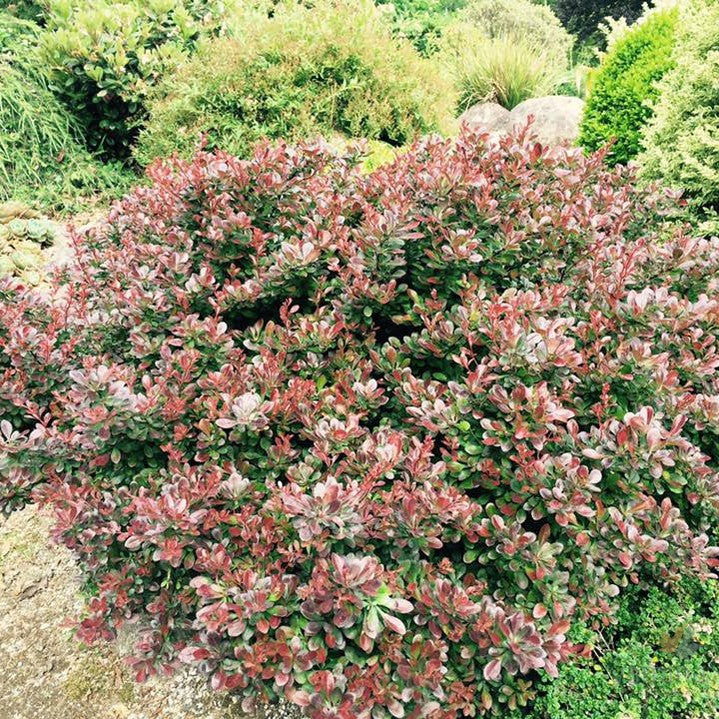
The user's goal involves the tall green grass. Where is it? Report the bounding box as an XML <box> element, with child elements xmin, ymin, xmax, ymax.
<box><xmin>0</xmin><ymin>11</ymin><xmax>134</xmax><ymax>212</ymax></box>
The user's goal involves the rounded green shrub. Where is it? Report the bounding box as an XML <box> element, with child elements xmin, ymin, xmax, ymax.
<box><xmin>135</xmin><ymin>0</ymin><xmax>454</xmax><ymax>165</ymax></box>
<box><xmin>639</xmin><ymin>0</ymin><xmax>719</xmax><ymax>234</ymax></box>
<box><xmin>447</xmin><ymin>0</ymin><xmax>573</xmax><ymax>64</ymax></box>
<box><xmin>40</xmin><ymin>0</ymin><xmax>229</xmax><ymax>158</ymax></box>
<box><xmin>579</xmin><ymin>8</ymin><xmax>678</xmax><ymax>166</ymax></box>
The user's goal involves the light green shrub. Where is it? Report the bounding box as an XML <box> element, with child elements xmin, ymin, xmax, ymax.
<box><xmin>639</xmin><ymin>0</ymin><xmax>719</xmax><ymax>233</ymax></box>
<box><xmin>441</xmin><ymin>0</ymin><xmax>573</xmax><ymax>63</ymax></box>
<box><xmin>40</xmin><ymin>0</ymin><xmax>233</xmax><ymax>158</ymax></box>
<box><xmin>579</xmin><ymin>8</ymin><xmax>678</xmax><ymax>166</ymax></box>
<box><xmin>376</xmin><ymin>0</ymin><xmax>467</xmax><ymax>55</ymax></box>
<box><xmin>135</xmin><ymin>0</ymin><xmax>454</xmax><ymax>165</ymax></box>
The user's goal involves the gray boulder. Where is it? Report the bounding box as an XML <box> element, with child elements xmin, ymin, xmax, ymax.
<box><xmin>508</xmin><ymin>95</ymin><xmax>585</xmax><ymax>145</ymax></box>
<box><xmin>459</xmin><ymin>102</ymin><xmax>511</xmax><ymax>134</ymax></box>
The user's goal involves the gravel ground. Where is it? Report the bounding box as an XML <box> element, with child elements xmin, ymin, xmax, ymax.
<box><xmin>0</xmin><ymin>505</ymin><xmax>301</xmax><ymax>719</ymax></box>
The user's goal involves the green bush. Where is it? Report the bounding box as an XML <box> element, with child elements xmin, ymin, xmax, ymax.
<box><xmin>437</xmin><ymin>0</ymin><xmax>571</xmax><ymax>111</ymax></box>
<box><xmin>530</xmin><ymin>579</ymin><xmax>719</xmax><ymax>719</ymax></box>
<box><xmin>0</xmin><ymin>12</ymin><xmax>136</xmax><ymax>212</ymax></box>
<box><xmin>0</xmin><ymin>0</ymin><xmax>47</xmax><ymax>23</ymax></box>
<box><xmin>135</xmin><ymin>0</ymin><xmax>454</xmax><ymax>165</ymax></box>
<box><xmin>639</xmin><ymin>0</ymin><xmax>719</xmax><ymax>234</ymax></box>
<box><xmin>447</xmin><ymin>0</ymin><xmax>573</xmax><ymax>64</ymax></box>
<box><xmin>579</xmin><ymin>8</ymin><xmax>677</xmax><ymax>166</ymax></box>
<box><xmin>41</xmin><ymin>0</ymin><xmax>227</xmax><ymax>158</ymax></box>
<box><xmin>0</xmin><ymin>15</ymin><xmax>85</xmax><ymax>197</ymax></box>
<box><xmin>376</xmin><ymin>0</ymin><xmax>466</xmax><ymax>55</ymax></box>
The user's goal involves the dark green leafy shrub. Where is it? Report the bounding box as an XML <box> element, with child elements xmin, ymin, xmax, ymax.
<box><xmin>554</xmin><ymin>0</ymin><xmax>645</xmax><ymax>40</ymax></box>
<box><xmin>0</xmin><ymin>0</ymin><xmax>47</xmax><ymax>23</ymax></box>
<box><xmin>41</xmin><ymin>0</ymin><xmax>226</xmax><ymax>157</ymax></box>
<box><xmin>135</xmin><ymin>0</ymin><xmax>454</xmax><ymax>165</ymax></box>
<box><xmin>531</xmin><ymin>579</ymin><xmax>719</xmax><ymax>719</ymax></box>
<box><xmin>579</xmin><ymin>8</ymin><xmax>677</xmax><ymax>166</ymax></box>
<box><xmin>639</xmin><ymin>0</ymin><xmax>719</xmax><ymax>234</ymax></box>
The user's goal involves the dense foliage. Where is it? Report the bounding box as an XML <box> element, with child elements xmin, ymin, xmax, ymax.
<box><xmin>438</xmin><ymin>0</ymin><xmax>570</xmax><ymax>110</ymax></box>
<box><xmin>554</xmin><ymin>0</ymin><xmax>645</xmax><ymax>40</ymax></box>
<box><xmin>40</xmin><ymin>0</ymin><xmax>232</xmax><ymax>157</ymax></box>
<box><xmin>377</xmin><ymin>0</ymin><xmax>466</xmax><ymax>55</ymax></box>
<box><xmin>2</xmin><ymin>127</ymin><xmax>719</xmax><ymax>717</ymax></box>
<box><xmin>135</xmin><ymin>0</ymin><xmax>452</xmax><ymax>166</ymax></box>
<box><xmin>446</xmin><ymin>0</ymin><xmax>572</xmax><ymax>64</ymax></box>
<box><xmin>531</xmin><ymin>579</ymin><xmax>719</xmax><ymax>719</ymax></box>
<box><xmin>639</xmin><ymin>0</ymin><xmax>719</xmax><ymax>234</ymax></box>
<box><xmin>579</xmin><ymin>8</ymin><xmax>677</xmax><ymax>166</ymax></box>
<box><xmin>0</xmin><ymin>11</ymin><xmax>131</xmax><ymax>210</ymax></box>
<box><xmin>0</xmin><ymin>0</ymin><xmax>46</xmax><ymax>22</ymax></box>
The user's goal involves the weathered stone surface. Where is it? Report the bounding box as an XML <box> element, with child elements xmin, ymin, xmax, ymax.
<box><xmin>508</xmin><ymin>95</ymin><xmax>585</xmax><ymax>145</ymax></box>
<box><xmin>0</xmin><ymin>505</ymin><xmax>300</xmax><ymax>719</ymax></box>
<box><xmin>458</xmin><ymin>102</ymin><xmax>511</xmax><ymax>134</ymax></box>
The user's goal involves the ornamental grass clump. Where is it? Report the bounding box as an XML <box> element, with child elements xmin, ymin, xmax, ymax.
<box><xmin>1</xmin><ymin>127</ymin><xmax>719</xmax><ymax>718</ymax></box>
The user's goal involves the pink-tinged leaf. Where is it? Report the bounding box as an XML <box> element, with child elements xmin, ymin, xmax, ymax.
<box><xmin>178</xmin><ymin>646</ymin><xmax>212</xmax><ymax>663</ymax></box>
<box><xmin>483</xmin><ymin>658</ymin><xmax>503</xmax><ymax>681</ymax></box>
<box><xmin>381</xmin><ymin>611</ymin><xmax>406</xmax><ymax>635</ymax></box>
<box><xmin>216</xmin><ymin>418</ymin><xmax>237</xmax><ymax>429</ymax></box>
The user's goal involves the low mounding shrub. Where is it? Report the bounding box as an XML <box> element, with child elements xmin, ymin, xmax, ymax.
<box><xmin>639</xmin><ymin>0</ymin><xmax>719</xmax><ymax>234</ymax></box>
<box><xmin>554</xmin><ymin>0</ymin><xmax>645</xmax><ymax>40</ymax></box>
<box><xmin>41</xmin><ymin>0</ymin><xmax>228</xmax><ymax>157</ymax></box>
<box><xmin>2</xmin><ymin>128</ymin><xmax>719</xmax><ymax>718</ymax></box>
<box><xmin>135</xmin><ymin>0</ymin><xmax>453</xmax><ymax>166</ymax></box>
<box><xmin>531</xmin><ymin>579</ymin><xmax>719</xmax><ymax>719</ymax></box>
<box><xmin>579</xmin><ymin>8</ymin><xmax>677</xmax><ymax>166</ymax></box>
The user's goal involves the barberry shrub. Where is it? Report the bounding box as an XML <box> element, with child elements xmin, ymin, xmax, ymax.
<box><xmin>2</xmin><ymin>127</ymin><xmax>719</xmax><ymax>718</ymax></box>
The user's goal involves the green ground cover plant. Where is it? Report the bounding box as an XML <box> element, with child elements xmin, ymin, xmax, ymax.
<box><xmin>531</xmin><ymin>579</ymin><xmax>719</xmax><ymax>719</ymax></box>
